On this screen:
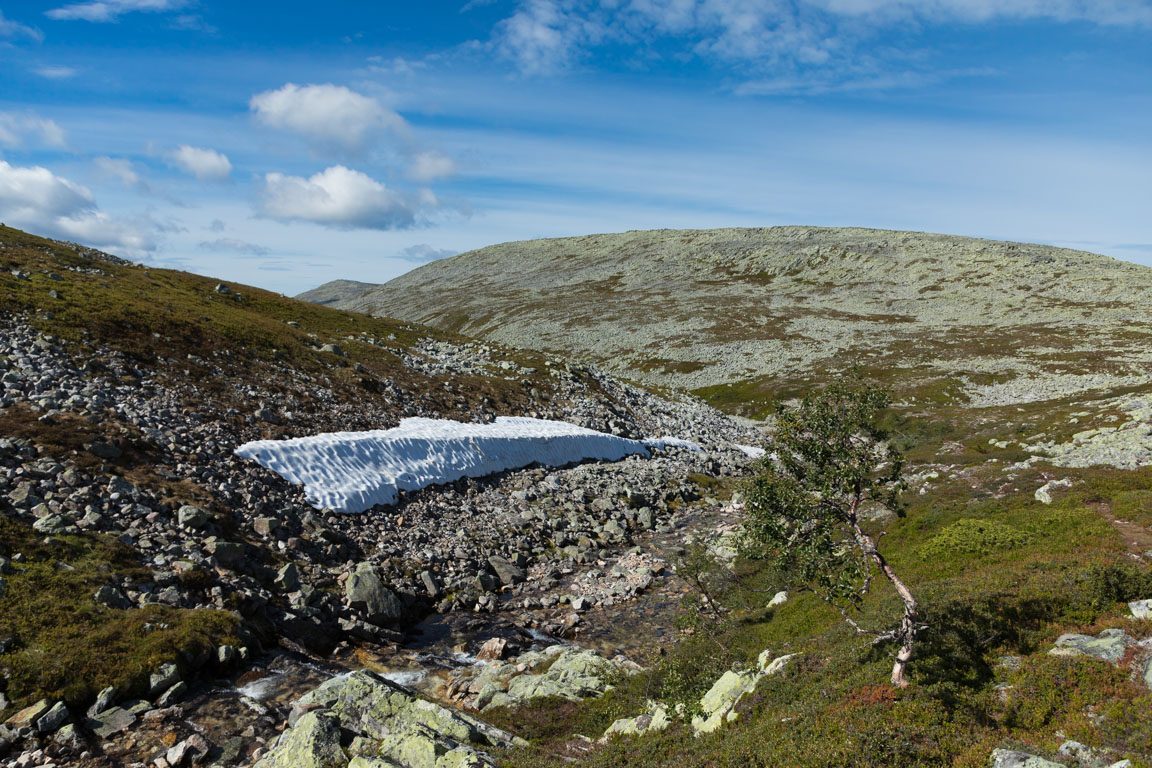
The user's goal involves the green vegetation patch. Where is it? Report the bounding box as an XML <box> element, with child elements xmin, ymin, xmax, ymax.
<box><xmin>0</xmin><ymin>514</ymin><xmax>239</xmax><ymax>710</ymax></box>
<box><xmin>920</xmin><ymin>518</ymin><xmax>1030</xmax><ymax>560</ymax></box>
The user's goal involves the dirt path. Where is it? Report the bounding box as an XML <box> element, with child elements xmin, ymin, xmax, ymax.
<box><xmin>1089</xmin><ymin>500</ymin><xmax>1152</xmax><ymax>556</ymax></box>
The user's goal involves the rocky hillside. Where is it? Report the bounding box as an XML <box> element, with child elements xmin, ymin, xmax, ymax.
<box><xmin>308</xmin><ymin>227</ymin><xmax>1152</xmax><ymax>416</ymax></box>
<box><xmin>3</xmin><ymin>223</ymin><xmax>1152</xmax><ymax>768</ymax></box>
<box><xmin>0</xmin><ymin>224</ymin><xmax>760</xmax><ymax>765</ymax></box>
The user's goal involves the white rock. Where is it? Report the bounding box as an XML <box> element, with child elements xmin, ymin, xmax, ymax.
<box><xmin>1034</xmin><ymin>478</ymin><xmax>1072</xmax><ymax>504</ymax></box>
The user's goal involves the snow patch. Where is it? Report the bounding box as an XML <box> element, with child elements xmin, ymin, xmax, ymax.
<box><xmin>733</xmin><ymin>444</ymin><xmax>766</xmax><ymax>459</ymax></box>
<box><xmin>643</xmin><ymin>436</ymin><xmax>702</xmax><ymax>452</ymax></box>
<box><xmin>235</xmin><ymin>416</ymin><xmax>653</xmax><ymax>514</ymax></box>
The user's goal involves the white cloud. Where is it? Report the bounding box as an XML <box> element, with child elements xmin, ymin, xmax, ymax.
<box><xmin>45</xmin><ymin>0</ymin><xmax>188</xmax><ymax>22</ymax></box>
<box><xmin>0</xmin><ymin>112</ymin><xmax>66</xmax><ymax>149</ymax></box>
<box><xmin>0</xmin><ymin>10</ymin><xmax>42</xmax><ymax>40</ymax></box>
<box><xmin>0</xmin><ymin>160</ymin><xmax>156</xmax><ymax>253</ymax></box>
<box><xmin>259</xmin><ymin>165</ymin><xmax>431</xmax><ymax>230</ymax></box>
<box><xmin>495</xmin><ymin>0</ymin><xmax>608</xmax><ymax>74</ymax></box>
<box><xmin>250</xmin><ymin>83</ymin><xmax>407</xmax><ymax>155</ymax></box>
<box><xmin>93</xmin><ymin>156</ymin><xmax>146</xmax><ymax>189</ymax></box>
<box><xmin>35</xmin><ymin>65</ymin><xmax>78</xmax><ymax>79</ymax></box>
<box><xmin>198</xmin><ymin>238</ymin><xmax>270</xmax><ymax>256</ymax></box>
<box><xmin>398</xmin><ymin>243</ymin><xmax>459</xmax><ymax>262</ymax></box>
<box><xmin>807</xmin><ymin>0</ymin><xmax>1152</xmax><ymax>25</ymax></box>
<box><xmin>489</xmin><ymin>0</ymin><xmax>1152</xmax><ymax>77</ymax></box>
<box><xmin>407</xmin><ymin>151</ymin><xmax>457</xmax><ymax>183</ymax></box>
<box><xmin>166</xmin><ymin>144</ymin><xmax>232</xmax><ymax>180</ymax></box>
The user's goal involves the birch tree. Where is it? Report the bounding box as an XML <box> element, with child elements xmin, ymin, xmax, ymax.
<box><xmin>741</xmin><ymin>381</ymin><xmax>923</xmax><ymax>687</ymax></box>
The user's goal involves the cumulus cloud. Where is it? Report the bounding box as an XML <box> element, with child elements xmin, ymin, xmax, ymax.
<box><xmin>250</xmin><ymin>83</ymin><xmax>407</xmax><ymax>155</ymax></box>
<box><xmin>397</xmin><ymin>243</ymin><xmax>459</xmax><ymax>262</ymax></box>
<box><xmin>259</xmin><ymin>165</ymin><xmax>432</xmax><ymax>230</ymax></box>
<box><xmin>0</xmin><ymin>112</ymin><xmax>66</xmax><ymax>149</ymax></box>
<box><xmin>0</xmin><ymin>159</ymin><xmax>157</xmax><ymax>254</ymax></box>
<box><xmin>45</xmin><ymin>0</ymin><xmax>188</xmax><ymax>22</ymax></box>
<box><xmin>0</xmin><ymin>10</ymin><xmax>42</xmax><ymax>40</ymax></box>
<box><xmin>198</xmin><ymin>238</ymin><xmax>270</xmax><ymax>256</ymax></box>
<box><xmin>407</xmin><ymin>151</ymin><xmax>456</xmax><ymax>183</ymax></box>
<box><xmin>166</xmin><ymin>144</ymin><xmax>232</xmax><ymax>181</ymax></box>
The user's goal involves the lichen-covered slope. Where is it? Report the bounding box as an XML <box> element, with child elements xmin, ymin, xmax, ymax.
<box><xmin>313</xmin><ymin>227</ymin><xmax>1152</xmax><ymax>414</ymax></box>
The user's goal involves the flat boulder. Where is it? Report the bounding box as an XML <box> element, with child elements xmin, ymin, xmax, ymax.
<box><xmin>989</xmin><ymin>749</ymin><xmax>1065</xmax><ymax>768</ymax></box>
<box><xmin>260</xmin><ymin>671</ymin><xmax>519</xmax><ymax>768</ymax></box>
<box><xmin>85</xmin><ymin>706</ymin><xmax>136</xmax><ymax>738</ymax></box>
<box><xmin>1049</xmin><ymin>628</ymin><xmax>1132</xmax><ymax>664</ymax></box>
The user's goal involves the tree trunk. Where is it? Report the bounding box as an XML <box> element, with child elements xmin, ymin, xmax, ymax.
<box><xmin>853</xmin><ymin>520</ymin><xmax>920</xmax><ymax>688</ymax></box>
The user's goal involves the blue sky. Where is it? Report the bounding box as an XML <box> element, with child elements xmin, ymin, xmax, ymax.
<box><xmin>0</xmin><ymin>0</ymin><xmax>1149</xmax><ymax>294</ymax></box>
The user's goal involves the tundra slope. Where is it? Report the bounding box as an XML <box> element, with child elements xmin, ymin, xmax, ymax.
<box><xmin>0</xmin><ymin>225</ymin><xmax>759</xmax><ymax>766</ymax></box>
<box><xmin>308</xmin><ymin>227</ymin><xmax>1152</xmax><ymax>411</ymax></box>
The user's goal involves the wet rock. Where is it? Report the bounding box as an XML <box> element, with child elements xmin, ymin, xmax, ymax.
<box><xmin>218</xmin><ymin>737</ymin><xmax>246</xmax><ymax>765</ymax></box>
<box><xmin>488</xmin><ymin>556</ymin><xmax>525</xmax><ymax>586</ymax></box>
<box><xmin>476</xmin><ymin>638</ymin><xmax>507</xmax><ymax>661</ymax></box>
<box><xmin>1049</xmin><ymin>629</ymin><xmax>1132</xmax><ymax>664</ymax></box>
<box><xmin>346</xmin><ymin>563</ymin><xmax>405</xmax><ymax>624</ymax></box>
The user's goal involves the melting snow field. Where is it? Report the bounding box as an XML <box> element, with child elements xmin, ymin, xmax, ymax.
<box><xmin>236</xmin><ymin>416</ymin><xmax>663</xmax><ymax>514</ymax></box>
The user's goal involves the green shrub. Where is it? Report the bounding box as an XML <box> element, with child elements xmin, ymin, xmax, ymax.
<box><xmin>1087</xmin><ymin>562</ymin><xmax>1152</xmax><ymax>608</ymax></box>
<box><xmin>920</xmin><ymin>518</ymin><xmax>1029</xmax><ymax>560</ymax></box>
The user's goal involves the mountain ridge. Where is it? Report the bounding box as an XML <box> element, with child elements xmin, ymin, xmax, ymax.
<box><xmin>303</xmin><ymin>226</ymin><xmax>1152</xmax><ymax>416</ymax></box>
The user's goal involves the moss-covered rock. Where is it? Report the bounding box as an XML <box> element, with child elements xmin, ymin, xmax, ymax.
<box><xmin>262</xmin><ymin>671</ymin><xmax>520</xmax><ymax>768</ymax></box>
<box><xmin>257</xmin><ymin>710</ymin><xmax>345</xmax><ymax>768</ymax></box>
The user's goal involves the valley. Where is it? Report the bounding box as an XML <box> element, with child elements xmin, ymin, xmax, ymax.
<box><xmin>0</xmin><ymin>225</ymin><xmax>1150</xmax><ymax>768</ymax></box>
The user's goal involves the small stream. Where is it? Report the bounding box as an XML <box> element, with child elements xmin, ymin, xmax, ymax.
<box><xmin>91</xmin><ymin>502</ymin><xmax>736</xmax><ymax>766</ymax></box>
